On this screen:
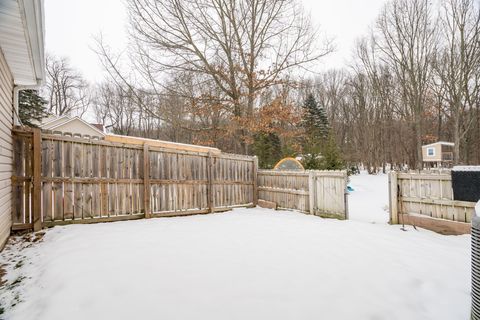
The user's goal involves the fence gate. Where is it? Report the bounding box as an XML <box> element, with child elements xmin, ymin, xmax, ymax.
<box><xmin>309</xmin><ymin>171</ymin><xmax>349</xmax><ymax>219</ymax></box>
<box><xmin>258</xmin><ymin>170</ymin><xmax>348</xmax><ymax>220</ymax></box>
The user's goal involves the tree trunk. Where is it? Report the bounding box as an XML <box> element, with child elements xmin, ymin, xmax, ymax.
<box><xmin>453</xmin><ymin>115</ymin><xmax>461</xmax><ymax>165</ymax></box>
<box><xmin>414</xmin><ymin>116</ymin><xmax>423</xmax><ymax>170</ymax></box>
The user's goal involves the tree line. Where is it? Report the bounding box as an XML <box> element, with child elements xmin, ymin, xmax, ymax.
<box><xmin>22</xmin><ymin>0</ymin><xmax>480</xmax><ymax>171</ymax></box>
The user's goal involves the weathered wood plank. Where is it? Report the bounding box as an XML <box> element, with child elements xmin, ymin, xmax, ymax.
<box><xmin>207</xmin><ymin>153</ymin><xmax>214</xmax><ymax>212</ymax></box>
<box><xmin>53</xmin><ymin>139</ymin><xmax>63</xmax><ymax>221</ymax></box>
<box><xmin>12</xmin><ymin>128</ymin><xmax>257</xmax><ymax>229</ymax></box>
<box><xmin>23</xmin><ymin>137</ymin><xmax>32</xmax><ymax>225</ymax></box>
<box><xmin>258</xmin><ymin>187</ymin><xmax>309</xmax><ymax>196</ymax></box>
<box><xmin>144</xmin><ymin>144</ymin><xmax>151</xmax><ymax>218</ymax></box>
<box><xmin>42</xmin><ymin>213</ymin><xmax>145</xmax><ymax>227</ymax></box>
<box><xmin>31</xmin><ymin>129</ymin><xmax>42</xmax><ymax>230</ymax></box>
<box><xmin>42</xmin><ymin>138</ymin><xmax>53</xmax><ymax>222</ymax></box>
<box><xmin>397</xmin><ymin>173</ymin><xmax>451</xmax><ymax>181</ymax></box>
<box><xmin>393</xmin><ymin>172</ymin><xmax>476</xmax><ymax>228</ymax></box>
<box><xmin>257</xmin><ymin>170</ymin><xmax>347</xmax><ymax>219</ymax></box>
<box><xmin>401</xmin><ymin>196</ymin><xmax>476</xmax><ymax>208</ymax></box>
<box><xmin>12</xmin><ymin>134</ymin><xmax>24</xmax><ymax>224</ymax></box>
<box><xmin>252</xmin><ymin>156</ymin><xmax>258</xmax><ymax>207</ymax></box>
<box><xmin>73</xmin><ymin>182</ymin><xmax>83</xmax><ymax>220</ymax></box>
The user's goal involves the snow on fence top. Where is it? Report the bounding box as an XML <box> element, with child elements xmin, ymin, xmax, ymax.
<box><xmin>453</xmin><ymin>166</ymin><xmax>480</xmax><ymax>172</ymax></box>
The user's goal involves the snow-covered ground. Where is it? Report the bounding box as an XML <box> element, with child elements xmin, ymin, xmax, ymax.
<box><xmin>0</xmin><ymin>173</ymin><xmax>471</xmax><ymax>320</ymax></box>
<box><xmin>348</xmin><ymin>172</ymin><xmax>390</xmax><ymax>224</ymax></box>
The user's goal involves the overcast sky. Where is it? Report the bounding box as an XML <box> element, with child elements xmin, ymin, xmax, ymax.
<box><xmin>45</xmin><ymin>0</ymin><xmax>388</xmax><ymax>83</ymax></box>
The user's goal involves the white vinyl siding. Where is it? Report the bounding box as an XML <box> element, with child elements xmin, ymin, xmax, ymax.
<box><xmin>0</xmin><ymin>48</ymin><xmax>13</xmax><ymax>249</ymax></box>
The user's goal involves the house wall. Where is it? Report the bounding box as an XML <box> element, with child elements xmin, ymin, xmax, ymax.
<box><xmin>422</xmin><ymin>144</ymin><xmax>442</xmax><ymax>162</ymax></box>
<box><xmin>53</xmin><ymin>119</ymin><xmax>104</xmax><ymax>138</ymax></box>
<box><xmin>0</xmin><ymin>49</ymin><xmax>13</xmax><ymax>248</ymax></box>
<box><xmin>441</xmin><ymin>145</ymin><xmax>454</xmax><ymax>162</ymax></box>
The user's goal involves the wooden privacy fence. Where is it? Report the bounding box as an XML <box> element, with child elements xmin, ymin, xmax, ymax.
<box><xmin>389</xmin><ymin>171</ymin><xmax>475</xmax><ymax>234</ymax></box>
<box><xmin>257</xmin><ymin>170</ymin><xmax>348</xmax><ymax>219</ymax></box>
<box><xmin>12</xmin><ymin>128</ymin><xmax>257</xmax><ymax>231</ymax></box>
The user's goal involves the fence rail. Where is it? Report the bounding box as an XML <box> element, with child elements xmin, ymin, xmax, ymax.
<box><xmin>389</xmin><ymin>171</ymin><xmax>474</xmax><ymax>234</ymax></box>
<box><xmin>257</xmin><ymin>170</ymin><xmax>348</xmax><ymax>219</ymax></box>
<box><xmin>12</xmin><ymin>129</ymin><xmax>257</xmax><ymax>230</ymax></box>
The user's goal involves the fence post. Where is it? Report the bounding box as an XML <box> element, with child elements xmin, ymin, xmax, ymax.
<box><xmin>32</xmin><ymin>128</ymin><xmax>42</xmax><ymax>231</ymax></box>
<box><xmin>207</xmin><ymin>152</ymin><xmax>214</xmax><ymax>213</ymax></box>
<box><xmin>143</xmin><ymin>144</ymin><xmax>151</xmax><ymax>219</ymax></box>
<box><xmin>253</xmin><ymin>156</ymin><xmax>258</xmax><ymax>207</ymax></box>
<box><xmin>308</xmin><ymin>171</ymin><xmax>315</xmax><ymax>215</ymax></box>
<box><xmin>344</xmin><ymin>171</ymin><xmax>349</xmax><ymax>220</ymax></box>
<box><xmin>389</xmin><ymin>171</ymin><xmax>399</xmax><ymax>224</ymax></box>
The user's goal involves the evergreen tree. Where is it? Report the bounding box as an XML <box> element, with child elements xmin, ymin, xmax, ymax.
<box><xmin>302</xmin><ymin>94</ymin><xmax>329</xmax><ymax>140</ymax></box>
<box><xmin>301</xmin><ymin>153</ymin><xmax>323</xmax><ymax>170</ymax></box>
<box><xmin>18</xmin><ymin>89</ymin><xmax>48</xmax><ymax>127</ymax></box>
<box><xmin>252</xmin><ymin>132</ymin><xmax>282</xmax><ymax>169</ymax></box>
<box><xmin>320</xmin><ymin>134</ymin><xmax>344</xmax><ymax>170</ymax></box>
<box><xmin>301</xmin><ymin>94</ymin><xmax>328</xmax><ymax>169</ymax></box>
<box><xmin>300</xmin><ymin>94</ymin><xmax>344</xmax><ymax>170</ymax></box>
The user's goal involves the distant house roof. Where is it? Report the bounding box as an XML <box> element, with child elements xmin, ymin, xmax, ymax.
<box><xmin>39</xmin><ymin>116</ymin><xmax>219</xmax><ymax>154</ymax></box>
<box><xmin>40</xmin><ymin>115</ymin><xmax>71</xmax><ymax>129</ymax></box>
<box><xmin>422</xmin><ymin>141</ymin><xmax>454</xmax><ymax>148</ymax></box>
<box><xmin>39</xmin><ymin>115</ymin><xmax>106</xmax><ymax>137</ymax></box>
<box><xmin>0</xmin><ymin>0</ymin><xmax>45</xmax><ymax>85</ymax></box>
<box><xmin>39</xmin><ymin>114</ymin><xmax>64</xmax><ymax>125</ymax></box>
<box><xmin>90</xmin><ymin>123</ymin><xmax>105</xmax><ymax>132</ymax></box>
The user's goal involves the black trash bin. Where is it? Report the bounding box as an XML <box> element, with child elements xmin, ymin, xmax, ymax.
<box><xmin>451</xmin><ymin>166</ymin><xmax>480</xmax><ymax>202</ymax></box>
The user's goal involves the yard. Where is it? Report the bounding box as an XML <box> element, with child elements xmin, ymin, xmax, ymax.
<box><xmin>0</xmin><ymin>173</ymin><xmax>471</xmax><ymax>320</ymax></box>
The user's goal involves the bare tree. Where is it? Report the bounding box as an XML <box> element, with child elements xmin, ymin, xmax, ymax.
<box><xmin>93</xmin><ymin>73</ymin><xmax>231</xmax><ymax>147</ymax></box>
<box><xmin>351</xmin><ymin>37</ymin><xmax>400</xmax><ymax>172</ymax></box>
<box><xmin>94</xmin><ymin>82</ymin><xmax>138</xmax><ymax>135</ymax></box>
<box><xmin>45</xmin><ymin>54</ymin><xmax>91</xmax><ymax>117</ymax></box>
<box><xmin>98</xmin><ymin>0</ymin><xmax>332</xmax><ymax>154</ymax></box>
<box><xmin>431</xmin><ymin>0</ymin><xmax>480</xmax><ymax>164</ymax></box>
<box><xmin>375</xmin><ymin>0</ymin><xmax>437</xmax><ymax>169</ymax></box>
<box><xmin>89</xmin><ymin>0</ymin><xmax>480</xmax><ymax>168</ymax></box>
